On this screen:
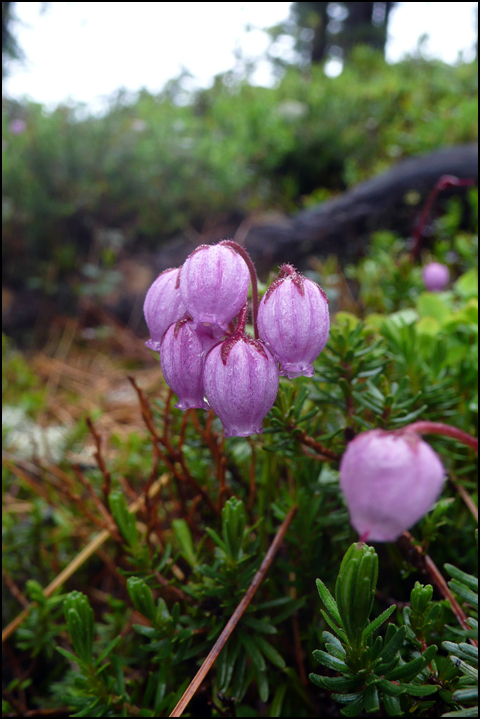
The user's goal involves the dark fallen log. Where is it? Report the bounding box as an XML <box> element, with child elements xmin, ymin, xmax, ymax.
<box><xmin>3</xmin><ymin>144</ymin><xmax>477</xmax><ymax>342</ymax></box>
<box><xmin>89</xmin><ymin>143</ymin><xmax>480</xmax><ymax>334</ymax></box>
<box><xmin>242</xmin><ymin>143</ymin><xmax>478</xmax><ymax>276</ymax></box>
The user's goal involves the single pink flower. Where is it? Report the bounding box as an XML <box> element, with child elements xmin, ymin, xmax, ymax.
<box><xmin>203</xmin><ymin>333</ymin><xmax>279</xmax><ymax>437</ymax></box>
<box><xmin>339</xmin><ymin>429</ymin><xmax>446</xmax><ymax>542</ymax></box>
<box><xmin>179</xmin><ymin>244</ymin><xmax>250</xmax><ymax>339</ymax></box>
<box><xmin>422</xmin><ymin>262</ymin><xmax>450</xmax><ymax>292</ymax></box>
<box><xmin>160</xmin><ymin>317</ymin><xmax>216</xmax><ymax>410</ymax></box>
<box><xmin>143</xmin><ymin>268</ymin><xmax>186</xmax><ymax>351</ymax></box>
<box><xmin>257</xmin><ymin>265</ymin><xmax>329</xmax><ymax>378</ymax></box>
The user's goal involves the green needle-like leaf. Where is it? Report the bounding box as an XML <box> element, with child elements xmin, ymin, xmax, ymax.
<box><xmin>386</xmin><ymin>645</ymin><xmax>437</xmax><ymax>681</ymax></box>
<box><xmin>316</xmin><ymin>578</ymin><xmax>342</xmax><ymax>625</ymax></box>
<box><xmin>363</xmin><ymin>605</ymin><xmax>396</xmax><ymax>640</ymax></box>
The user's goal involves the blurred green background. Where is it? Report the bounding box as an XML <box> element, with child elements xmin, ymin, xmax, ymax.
<box><xmin>2</xmin><ymin>2</ymin><xmax>478</xmax><ymax>342</ymax></box>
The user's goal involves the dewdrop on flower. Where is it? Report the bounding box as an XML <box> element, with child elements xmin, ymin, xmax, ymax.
<box><xmin>160</xmin><ymin>317</ymin><xmax>216</xmax><ymax>410</ymax></box>
<box><xmin>203</xmin><ymin>306</ymin><xmax>279</xmax><ymax>437</ymax></box>
<box><xmin>179</xmin><ymin>243</ymin><xmax>250</xmax><ymax>339</ymax></box>
<box><xmin>339</xmin><ymin>429</ymin><xmax>446</xmax><ymax>542</ymax></box>
<box><xmin>143</xmin><ymin>268</ymin><xmax>186</xmax><ymax>351</ymax></box>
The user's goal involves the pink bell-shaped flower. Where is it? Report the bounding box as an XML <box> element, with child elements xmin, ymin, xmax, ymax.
<box><xmin>422</xmin><ymin>262</ymin><xmax>450</xmax><ymax>292</ymax></box>
<box><xmin>179</xmin><ymin>243</ymin><xmax>250</xmax><ymax>338</ymax></box>
<box><xmin>257</xmin><ymin>264</ymin><xmax>329</xmax><ymax>379</ymax></box>
<box><xmin>339</xmin><ymin>429</ymin><xmax>446</xmax><ymax>542</ymax></box>
<box><xmin>203</xmin><ymin>306</ymin><xmax>279</xmax><ymax>437</ymax></box>
<box><xmin>144</xmin><ymin>268</ymin><xmax>186</xmax><ymax>351</ymax></box>
<box><xmin>160</xmin><ymin>317</ymin><xmax>216</xmax><ymax>410</ymax></box>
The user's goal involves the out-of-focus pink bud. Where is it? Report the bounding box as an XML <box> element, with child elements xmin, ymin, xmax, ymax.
<box><xmin>160</xmin><ymin>317</ymin><xmax>215</xmax><ymax>410</ymax></box>
<box><xmin>144</xmin><ymin>268</ymin><xmax>186</xmax><ymax>351</ymax></box>
<box><xmin>422</xmin><ymin>262</ymin><xmax>450</xmax><ymax>292</ymax></box>
<box><xmin>179</xmin><ymin>244</ymin><xmax>250</xmax><ymax>338</ymax></box>
<box><xmin>339</xmin><ymin>429</ymin><xmax>446</xmax><ymax>542</ymax></box>
<box><xmin>257</xmin><ymin>264</ymin><xmax>329</xmax><ymax>379</ymax></box>
<box><xmin>9</xmin><ymin>119</ymin><xmax>26</xmax><ymax>134</ymax></box>
<box><xmin>203</xmin><ymin>333</ymin><xmax>279</xmax><ymax>437</ymax></box>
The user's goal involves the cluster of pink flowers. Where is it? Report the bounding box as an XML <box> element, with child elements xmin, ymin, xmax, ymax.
<box><xmin>143</xmin><ymin>241</ymin><xmax>463</xmax><ymax>545</ymax></box>
<box><xmin>144</xmin><ymin>240</ymin><xmax>330</xmax><ymax>437</ymax></box>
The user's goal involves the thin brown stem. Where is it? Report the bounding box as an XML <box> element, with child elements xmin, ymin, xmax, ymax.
<box><xmin>410</xmin><ymin>175</ymin><xmax>475</xmax><ymax>261</ymax></box>
<box><xmin>128</xmin><ymin>376</ymin><xmax>219</xmax><ymax>516</ymax></box>
<box><xmin>73</xmin><ymin>465</ymin><xmax>120</xmax><ymax>540</ymax></box>
<box><xmin>86</xmin><ymin>416</ymin><xmax>112</xmax><ymax>505</ymax></box>
<box><xmin>295</xmin><ymin>429</ymin><xmax>340</xmax><ymax>461</ymax></box>
<box><xmin>449</xmin><ymin>473</ymin><xmax>478</xmax><ymax>523</ymax></box>
<box><xmin>2</xmin><ymin>476</ymin><xmax>167</xmax><ymax>644</ymax></box>
<box><xmin>398</xmin><ymin>532</ymin><xmax>477</xmax><ymax>647</ymax></box>
<box><xmin>169</xmin><ymin>504</ymin><xmax>298</xmax><ymax>717</ymax></box>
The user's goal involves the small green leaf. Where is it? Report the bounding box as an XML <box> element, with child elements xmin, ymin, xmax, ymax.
<box><xmin>241</xmin><ymin>616</ymin><xmax>277</xmax><ymax>634</ymax></box>
<box><xmin>449</xmin><ymin>657</ymin><xmax>478</xmax><ymax>681</ymax></box>
<box><xmin>270</xmin><ymin>683</ymin><xmax>287</xmax><ymax>717</ymax></box>
<box><xmin>127</xmin><ymin>577</ymin><xmax>156</xmax><ymax>623</ymax></box>
<box><xmin>240</xmin><ymin>633</ymin><xmax>266</xmax><ymax>672</ymax></box>
<box><xmin>204</xmin><ymin>527</ymin><xmax>226</xmax><ymax>552</ymax></box>
<box><xmin>56</xmin><ymin>645</ymin><xmax>81</xmax><ymax>665</ymax></box>
<box><xmin>257</xmin><ymin>669</ymin><xmax>269</xmax><ymax>702</ymax></box>
<box><xmin>453</xmin><ymin>687</ymin><xmax>479</xmax><ymax>702</ymax></box>
<box><xmin>172</xmin><ymin>519</ymin><xmax>197</xmax><ymax>568</ymax></box>
<box><xmin>321</xmin><ymin>609</ymin><xmax>348</xmax><ymax>641</ymax></box>
<box><xmin>309</xmin><ymin>674</ymin><xmax>358</xmax><ymax>691</ymax></box>
<box><xmin>377</xmin><ymin>625</ymin><xmax>406</xmax><ymax>665</ymax></box>
<box><xmin>340</xmin><ymin>693</ymin><xmax>365</xmax><ymax>716</ymax></box>
<box><xmin>95</xmin><ymin>635</ymin><xmax>122</xmax><ymax>666</ymax></box>
<box><xmin>109</xmin><ymin>491</ymin><xmax>138</xmax><ymax>547</ymax></box>
<box><xmin>332</xmin><ymin>692</ymin><xmax>363</xmax><ymax>703</ymax></box>
<box><xmin>386</xmin><ymin>645</ymin><xmax>437</xmax><ymax>681</ymax></box>
<box><xmin>322</xmin><ymin>631</ymin><xmax>346</xmax><ymax>656</ymax></box>
<box><xmin>378</xmin><ymin>679</ymin><xmax>405</xmax><ymax>697</ymax></box>
<box><xmin>364</xmin><ymin>684</ymin><xmax>380</xmax><ymax>713</ymax></box>
<box><xmin>253</xmin><ymin>635</ymin><xmax>286</xmax><ymax>669</ymax></box>
<box><xmin>444</xmin><ymin>565</ymin><xmax>478</xmax><ymax>592</ymax></box>
<box><xmin>363</xmin><ymin>605</ymin><xmax>396</xmax><ymax>639</ymax></box>
<box><xmin>382</xmin><ymin>692</ymin><xmax>402</xmax><ymax>716</ymax></box>
<box><xmin>316</xmin><ymin>578</ymin><xmax>342</xmax><ymax>625</ymax></box>
<box><xmin>448</xmin><ymin>580</ymin><xmax>478</xmax><ymax>610</ymax></box>
<box><xmin>313</xmin><ymin>649</ymin><xmax>349</xmax><ymax>673</ymax></box>
<box><xmin>402</xmin><ymin>684</ymin><xmax>438</xmax><ymax>697</ymax></box>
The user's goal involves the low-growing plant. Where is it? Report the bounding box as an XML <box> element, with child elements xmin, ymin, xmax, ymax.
<box><xmin>2</xmin><ymin>188</ymin><xmax>478</xmax><ymax>716</ymax></box>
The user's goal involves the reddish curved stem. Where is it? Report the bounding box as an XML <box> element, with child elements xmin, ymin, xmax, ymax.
<box><xmin>410</xmin><ymin>175</ymin><xmax>475</xmax><ymax>261</ymax></box>
<box><xmin>220</xmin><ymin>240</ymin><xmax>259</xmax><ymax>339</ymax></box>
<box><xmin>404</xmin><ymin>421</ymin><xmax>478</xmax><ymax>453</ymax></box>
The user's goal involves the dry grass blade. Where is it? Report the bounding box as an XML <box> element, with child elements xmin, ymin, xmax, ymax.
<box><xmin>169</xmin><ymin>503</ymin><xmax>298</xmax><ymax>718</ymax></box>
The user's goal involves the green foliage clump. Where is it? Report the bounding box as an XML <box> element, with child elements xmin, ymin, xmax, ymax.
<box><xmin>2</xmin><ymin>52</ymin><xmax>478</xmax><ymax>294</ymax></box>
<box><xmin>2</xmin><ymin>174</ymin><xmax>478</xmax><ymax>716</ymax></box>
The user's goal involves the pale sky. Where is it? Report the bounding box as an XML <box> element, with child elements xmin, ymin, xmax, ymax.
<box><xmin>3</xmin><ymin>2</ymin><xmax>478</xmax><ymax>114</ymax></box>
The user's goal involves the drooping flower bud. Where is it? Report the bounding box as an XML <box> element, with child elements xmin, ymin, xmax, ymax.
<box><xmin>257</xmin><ymin>264</ymin><xmax>329</xmax><ymax>379</ymax></box>
<box><xmin>144</xmin><ymin>268</ymin><xmax>186</xmax><ymax>351</ymax></box>
<box><xmin>203</xmin><ymin>332</ymin><xmax>279</xmax><ymax>437</ymax></box>
<box><xmin>179</xmin><ymin>244</ymin><xmax>250</xmax><ymax>338</ymax></box>
<box><xmin>422</xmin><ymin>262</ymin><xmax>450</xmax><ymax>292</ymax></box>
<box><xmin>339</xmin><ymin>429</ymin><xmax>446</xmax><ymax>542</ymax></box>
<box><xmin>160</xmin><ymin>317</ymin><xmax>216</xmax><ymax>410</ymax></box>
